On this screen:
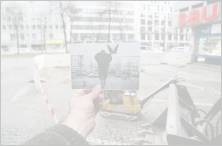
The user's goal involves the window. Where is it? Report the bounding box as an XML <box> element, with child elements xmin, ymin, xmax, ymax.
<box><xmin>32</xmin><ymin>34</ymin><xmax>36</xmax><ymax>39</ymax></box>
<box><xmin>155</xmin><ymin>20</ymin><xmax>159</xmax><ymax>25</ymax></box>
<box><xmin>49</xmin><ymin>25</ymin><xmax>52</xmax><ymax>29</ymax></box>
<box><xmin>38</xmin><ymin>25</ymin><xmax>41</xmax><ymax>29</ymax></box>
<box><xmin>192</xmin><ymin>3</ymin><xmax>203</xmax><ymax>9</ymax></box>
<box><xmin>49</xmin><ymin>33</ymin><xmax>53</xmax><ymax>39</ymax></box>
<box><xmin>140</xmin><ymin>27</ymin><xmax>145</xmax><ymax>32</ymax></box>
<box><xmin>20</xmin><ymin>25</ymin><xmax>24</xmax><ymax>29</ymax></box>
<box><xmin>148</xmin><ymin>21</ymin><xmax>152</xmax><ymax>25</ymax></box>
<box><xmin>32</xmin><ymin>25</ymin><xmax>36</xmax><ymax>30</ymax></box>
<box><xmin>141</xmin><ymin>34</ymin><xmax>145</xmax><ymax>40</ymax></box>
<box><xmin>180</xmin><ymin>28</ymin><xmax>183</xmax><ymax>34</ymax></box>
<box><xmin>161</xmin><ymin>21</ymin><xmax>165</xmax><ymax>26</ymax></box>
<box><xmin>198</xmin><ymin>37</ymin><xmax>221</xmax><ymax>56</ymax></box>
<box><xmin>128</xmin><ymin>34</ymin><xmax>134</xmax><ymax>40</ymax></box>
<box><xmin>168</xmin><ymin>21</ymin><xmax>172</xmax><ymax>26</ymax></box>
<box><xmin>180</xmin><ymin>7</ymin><xmax>188</xmax><ymax>12</ymax></box>
<box><xmin>2</xmin><ymin>25</ymin><xmax>6</xmax><ymax>30</ymax></box>
<box><xmin>8</xmin><ymin>25</ymin><xmax>12</xmax><ymax>30</ymax></box>
<box><xmin>72</xmin><ymin>33</ymin><xmax>78</xmax><ymax>41</ymax></box>
<box><xmin>141</xmin><ymin>47</ymin><xmax>146</xmax><ymax>50</ymax></box>
<box><xmin>142</xmin><ymin>4</ymin><xmax>146</xmax><ymax>10</ymax></box>
<box><xmin>168</xmin><ymin>34</ymin><xmax>172</xmax><ymax>41</ymax></box>
<box><xmin>155</xmin><ymin>34</ymin><xmax>159</xmax><ymax>40</ymax></box>
<box><xmin>10</xmin><ymin>34</ymin><xmax>16</xmax><ymax>41</ymax></box>
<box><xmin>148</xmin><ymin>27</ymin><xmax>152</xmax><ymax>31</ymax></box>
<box><xmin>55</xmin><ymin>25</ymin><xmax>58</xmax><ymax>29</ymax></box>
<box><xmin>147</xmin><ymin>5</ymin><xmax>150</xmax><ymax>10</ymax></box>
<box><xmin>26</xmin><ymin>25</ymin><xmax>29</xmax><ymax>29</ymax></box>
<box><xmin>141</xmin><ymin>19</ymin><xmax>145</xmax><ymax>25</ymax></box>
<box><xmin>20</xmin><ymin>34</ymin><xmax>24</xmax><ymax>40</ymax></box>
<box><xmin>180</xmin><ymin>35</ymin><xmax>184</xmax><ymax>41</ymax></box>
<box><xmin>126</xmin><ymin>19</ymin><xmax>133</xmax><ymax>23</ymax></box>
<box><xmin>26</xmin><ymin>34</ymin><xmax>29</xmax><ymax>39</ymax></box>
<box><xmin>141</xmin><ymin>13</ymin><xmax>145</xmax><ymax>17</ymax></box>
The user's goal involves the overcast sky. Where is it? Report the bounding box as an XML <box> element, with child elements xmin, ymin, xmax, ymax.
<box><xmin>69</xmin><ymin>43</ymin><xmax>140</xmax><ymax>57</ymax></box>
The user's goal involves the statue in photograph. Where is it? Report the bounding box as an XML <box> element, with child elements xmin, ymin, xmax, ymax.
<box><xmin>94</xmin><ymin>50</ymin><xmax>112</xmax><ymax>87</ymax></box>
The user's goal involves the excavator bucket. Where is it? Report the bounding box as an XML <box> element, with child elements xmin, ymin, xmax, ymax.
<box><xmin>135</xmin><ymin>82</ymin><xmax>221</xmax><ymax>145</ymax></box>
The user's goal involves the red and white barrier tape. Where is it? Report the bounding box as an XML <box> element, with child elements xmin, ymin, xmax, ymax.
<box><xmin>34</xmin><ymin>63</ymin><xmax>60</xmax><ymax>124</ymax></box>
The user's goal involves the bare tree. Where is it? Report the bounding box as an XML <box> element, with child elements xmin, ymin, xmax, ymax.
<box><xmin>66</xmin><ymin>3</ymin><xmax>80</xmax><ymax>43</ymax></box>
<box><xmin>37</xmin><ymin>4</ymin><xmax>52</xmax><ymax>54</ymax></box>
<box><xmin>124</xmin><ymin>59</ymin><xmax>133</xmax><ymax>70</ymax></box>
<box><xmin>101</xmin><ymin>1</ymin><xmax>120</xmax><ymax>42</ymax></box>
<box><xmin>113</xmin><ymin>59</ymin><xmax>122</xmax><ymax>72</ymax></box>
<box><xmin>117</xmin><ymin>18</ymin><xmax>127</xmax><ymax>42</ymax></box>
<box><xmin>5</xmin><ymin>2</ymin><xmax>23</xmax><ymax>54</ymax></box>
<box><xmin>89</xmin><ymin>11</ymin><xmax>106</xmax><ymax>42</ymax></box>
<box><xmin>88</xmin><ymin>58</ymin><xmax>94</xmax><ymax>73</ymax></box>
<box><xmin>51</xmin><ymin>1</ymin><xmax>79</xmax><ymax>53</ymax></box>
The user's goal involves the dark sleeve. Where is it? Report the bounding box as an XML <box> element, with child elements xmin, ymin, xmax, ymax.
<box><xmin>24</xmin><ymin>124</ymin><xmax>88</xmax><ymax>145</ymax></box>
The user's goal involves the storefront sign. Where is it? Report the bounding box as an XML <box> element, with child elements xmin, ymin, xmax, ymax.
<box><xmin>178</xmin><ymin>3</ymin><xmax>219</xmax><ymax>26</ymax></box>
<box><xmin>46</xmin><ymin>40</ymin><xmax>63</xmax><ymax>45</ymax></box>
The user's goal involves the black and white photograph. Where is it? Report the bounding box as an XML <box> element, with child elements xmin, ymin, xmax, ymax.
<box><xmin>70</xmin><ymin>43</ymin><xmax>140</xmax><ymax>90</ymax></box>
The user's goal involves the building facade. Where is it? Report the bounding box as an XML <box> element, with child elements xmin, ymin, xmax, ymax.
<box><xmin>1</xmin><ymin>1</ymin><xmax>64</xmax><ymax>48</ymax></box>
<box><xmin>70</xmin><ymin>1</ymin><xmax>136</xmax><ymax>42</ymax></box>
<box><xmin>137</xmin><ymin>1</ymin><xmax>185</xmax><ymax>49</ymax></box>
<box><xmin>1</xmin><ymin>1</ymin><xmax>188</xmax><ymax>51</ymax></box>
<box><xmin>174</xmin><ymin>0</ymin><xmax>221</xmax><ymax>65</ymax></box>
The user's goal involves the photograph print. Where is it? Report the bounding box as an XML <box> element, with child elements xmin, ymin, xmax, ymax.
<box><xmin>70</xmin><ymin>43</ymin><xmax>140</xmax><ymax>90</ymax></box>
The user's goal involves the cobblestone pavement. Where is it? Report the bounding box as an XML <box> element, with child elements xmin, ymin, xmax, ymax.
<box><xmin>1</xmin><ymin>58</ymin><xmax>221</xmax><ymax>145</ymax></box>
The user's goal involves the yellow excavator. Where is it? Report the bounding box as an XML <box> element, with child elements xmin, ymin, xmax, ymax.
<box><xmin>101</xmin><ymin>78</ymin><xmax>177</xmax><ymax>120</ymax></box>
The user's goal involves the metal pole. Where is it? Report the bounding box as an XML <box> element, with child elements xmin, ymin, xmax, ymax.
<box><xmin>40</xmin><ymin>9</ymin><xmax>43</xmax><ymax>52</ymax></box>
<box><xmin>163</xmin><ymin>16</ymin><xmax>166</xmax><ymax>52</ymax></box>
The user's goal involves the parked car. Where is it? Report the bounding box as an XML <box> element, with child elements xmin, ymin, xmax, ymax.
<box><xmin>115</xmin><ymin>72</ymin><xmax>122</xmax><ymax>77</ymax></box>
<box><xmin>141</xmin><ymin>46</ymin><xmax>163</xmax><ymax>52</ymax></box>
<box><xmin>76</xmin><ymin>71</ymin><xmax>88</xmax><ymax>76</ymax></box>
<box><xmin>132</xmin><ymin>71</ymin><xmax>139</xmax><ymax>77</ymax></box>
<box><xmin>166</xmin><ymin>46</ymin><xmax>191</xmax><ymax>53</ymax></box>
<box><xmin>89</xmin><ymin>72</ymin><xmax>99</xmax><ymax>77</ymax></box>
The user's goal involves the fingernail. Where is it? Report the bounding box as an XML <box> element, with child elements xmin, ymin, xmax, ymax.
<box><xmin>94</xmin><ymin>84</ymin><xmax>102</xmax><ymax>90</ymax></box>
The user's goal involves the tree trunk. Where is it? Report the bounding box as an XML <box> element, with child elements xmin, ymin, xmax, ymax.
<box><xmin>43</xmin><ymin>29</ymin><xmax>46</xmax><ymax>54</ymax></box>
<box><xmin>120</xmin><ymin>28</ymin><xmax>124</xmax><ymax>42</ymax></box>
<box><xmin>70</xmin><ymin>30</ymin><xmax>72</xmax><ymax>43</ymax></box>
<box><xmin>107</xmin><ymin>7</ymin><xmax>111</xmax><ymax>42</ymax></box>
<box><xmin>16</xmin><ymin>27</ymin><xmax>19</xmax><ymax>54</ymax></box>
<box><xmin>61</xmin><ymin>14</ymin><xmax>68</xmax><ymax>53</ymax></box>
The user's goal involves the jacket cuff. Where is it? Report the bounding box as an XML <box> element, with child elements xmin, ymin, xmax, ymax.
<box><xmin>47</xmin><ymin>124</ymin><xmax>88</xmax><ymax>145</ymax></box>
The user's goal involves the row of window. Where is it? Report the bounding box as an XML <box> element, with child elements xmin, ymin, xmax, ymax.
<box><xmin>140</xmin><ymin>13</ymin><xmax>173</xmax><ymax>19</ymax></box>
<box><xmin>1</xmin><ymin>24</ymin><xmax>63</xmax><ymax>30</ymax></box>
<box><xmin>71</xmin><ymin>25</ymin><xmax>134</xmax><ymax>30</ymax></box>
<box><xmin>140</xmin><ymin>34</ymin><xmax>189</xmax><ymax>41</ymax></box>
<box><xmin>140</xmin><ymin>20</ymin><xmax>172</xmax><ymax>26</ymax></box>
<box><xmin>141</xmin><ymin>4</ymin><xmax>173</xmax><ymax>12</ymax></box>
<box><xmin>10</xmin><ymin>33</ymin><xmax>53</xmax><ymax>41</ymax></box>
<box><xmin>71</xmin><ymin>33</ymin><xmax>134</xmax><ymax>41</ymax></box>
<box><xmin>75</xmin><ymin>1</ymin><xmax>133</xmax><ymax>8</ymax></box>
<box><xmin>75</xmin><ymin>17</ymin><xmax>134</xmax><ymax>23</ymax></box>
<box><xmin>78</xmin><ymin>9</ymin><xmax>134</xmax><ymax>15</ymax></box>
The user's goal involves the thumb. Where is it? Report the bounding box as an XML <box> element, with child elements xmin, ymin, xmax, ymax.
<box><xmin>86</xmin><ymin>85</ymin><xmax>102</xmax><ymax>101</ymax></box>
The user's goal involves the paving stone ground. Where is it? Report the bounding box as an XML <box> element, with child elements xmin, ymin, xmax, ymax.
<box><xmin>1</xmin><ymin>60</ymin><xmax>221</xmax><ymax>145</ymax></box>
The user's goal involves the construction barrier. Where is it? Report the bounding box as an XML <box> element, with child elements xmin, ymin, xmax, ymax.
<box><xmin>33</xmin><ymin>55</ymin><xmax>61</xmax><ymax>124</ymax></box>
<box><xmin>140</xmin><ymin>51</ymin><xmax>192</xmax><ymax>66</ymax></box>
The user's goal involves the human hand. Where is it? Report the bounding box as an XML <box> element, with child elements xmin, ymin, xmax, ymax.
<box><xmin>62</xmin><ymin>85</ymin><xmax>103</xmax><ymax>138</ymax></box>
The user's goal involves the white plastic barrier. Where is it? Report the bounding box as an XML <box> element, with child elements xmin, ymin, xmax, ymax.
<box><xmin>163</xmin><ymin>52</ymin><xmax>192</xmax><ymax>66</ymax></box>
<box><xmin>43</xmin><ymin>54</ymin><xmax>70</xmax><ymax>67</ymax></box>
<box><xmin>140</xmin><ymin>51</ymin><xmax>165</xmax><ymax>65</ymax></box>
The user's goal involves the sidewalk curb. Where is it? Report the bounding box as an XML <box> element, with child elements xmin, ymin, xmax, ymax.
<box><xmin>192</xmin><ymin>63</ymin><xmax>221</xmax><ymax>69</ymax></box>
